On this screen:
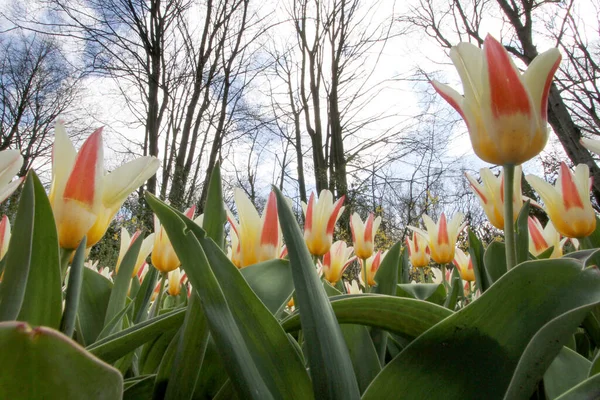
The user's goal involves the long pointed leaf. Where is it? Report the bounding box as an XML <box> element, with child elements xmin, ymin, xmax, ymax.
<box><xmin>18</xmin><ymin>172</ymin><xmax>62</xmax><ymax>328</ymax></box>
<box><xmin>0</xmin><ymin>173</ymin><xmax>34</xmax><ymax>321</ymax></box>
<box><xmin>274</xmin><ymin>187</ymin><xmax>361</xmax><ymax>400</ymax></box>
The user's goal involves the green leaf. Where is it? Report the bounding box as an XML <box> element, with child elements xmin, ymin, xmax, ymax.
<box><xmin>240</xmin><ymin>259</ymin><xmax>295</xmax><ymax>314</ymax></box>
<box><xmin>194</xmin><ymin>336</ymin><xmax>229</xmax><ymax>399</ymax></box>
<box><xmin>362</xmin><ymin>258</ymin><xmax>600</xmax><ymax>400</ymax></box>
<box><xmin>134</xmin><ymin>267</ymin><xmax>158</xmax><ymax>324</ymax></box>
<box><xmin>165</xmin><ymin>162</ymin><xmax>223</xmax><ymax>400</ymax></box>
<box><xmin>374</xmin><ymin>242</ymin><xmax>400</xmax><ymax>296</ymax></box>
<box><xmin>0</xmin><ymin>321</ymin><xmax>122</xmax><ymax>398</ymax></box>
<box><xmin>17</xmin><ymin>172</ymin><xmax>62</xmax><ymax>329</ymax></box>
<box><xmin>281</xmin><ymin>294</ymin><xmax>452</xmax><ymax>338</ymax></box>
<box><xmin>396</xmin><ymin>283</ymin><xmax>446</xmax><ymax>304</ymax></box>
<box><xmin>87</xmin><ymin>308</ymin><xmax>186</xmax><ymax>363</ymax></box>
<box><xmin>341</xmin><ymin>324</ymin><xmax>381</xmax><ymax>394</ymax></box>
<box><xmin>201</xmin><ymin>161</ymin><xmax>226</xmax><ymax>249</ymax></box>
<box><xmin>0</xmin><ymin>173</ymin><xmax>34</xmax><ymax>321</ymax></box>
<box><xmin>60</xmin><ymin>236</ymin><xmax>87</xmax><ymax>337</ymax></box>
<box><xmin>165</xmin><ymin>294</ymin><xmax>208</xmax><ymax>400</ymax></box>
<box><xmin>484</xmin><ymin>241</ymin><xmax>507</xmax><ymax>284</ymax></box>
<box><xmin>372</xmin><ymin>241</ymin><xmax>401</xmax><ymax>364</ymax></box>
<box><xmin>515</xmin><ymin>201</ymin><xmax>530</xmax><ymax>265</ymax></box>
<box><xmin>123</xmin><ymin>375</ymin><xmax>156</xmax><ymax>400</ymax></box>
<box><xmin>536</xmin><ymin>245</ymin><xmax>555</xmax><ymax>260</ymax></box>
<box><xmin>139</xmin><ymin>327</ymin><xmax>178</xmax><ymax>375</ymax></box>
<box><xmin>96</xmin><ymin>302</ymin><xmax>134</xmax><ymax>341</ymax></box>
<box><xmin>554</xmin><ymin>373</ymin><xmax>600</xmax><ymax>400</ymax></box>
<box><xmin>104</xmin><ymin>233</ymin><xmax>144</xmax><ymax>327</ymax></box>
<box><xmin>148</xmin><ymin>192</ymin><xmax>311</xmax><ymax>400</ymax></box>
<box><xmin>77</xmin><ymin>268</ymin><xmax>113</xmax><ymax>346</ymax></box>
<box><xmin>400</xmin><ymin>246</ymin><xmax>410</xmax><ymax>284</ymax></box>
<box><xmin>468</xmin><ymin>228</ymin><xmax>489</xmax><ymax>292</ymax></box>
<box><xmin>153</xmin><ymin>328</ymin><xmax>181</xmax><ymax>398</ymax></box>
<box><xmin>590</xmin><ymin>350</ymin><xmax>600</xmax><ymax>377</ymax></box>
<box><xmin>444</xmin><ymin>274</ymin><xmax>461</xmax><ymax>311</ymax></box>
<box><xmin>544</xmin><ymin>347</ymin><xmax>591</xmax><ymax>399</ymax></box>
<box><xmin>274</xmin><ymin>187</ymin><xmax>360</xmax><ymax>400</ymax></box>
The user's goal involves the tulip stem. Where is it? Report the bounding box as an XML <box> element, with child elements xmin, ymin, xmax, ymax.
<box><xmin>503</xmin><ymin>164</ymin><xmax>517</xmax><ymax>270</ymax></box>
<box><xmin>150</xmin><ymin>272</ymin><xmax>167</xmax><ymax>318</ymax></box>
<box><xmin>361</xmin><ymin>258</ymin><xmax>369</xmax><ymax>293</ymax></box>
<box><xmin>418</xmin><ymin>268</ymin><xmax>425</xmax><ymax>283</ymax></box>
<box><xmin>59</xmin><ymin>248</ymin><xmax>74</xmax><ymax>282</ymax></box>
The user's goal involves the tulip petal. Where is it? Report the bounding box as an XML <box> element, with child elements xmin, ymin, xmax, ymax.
<box><xmin>582</xmin><ymin>138</ymin><xmax>600</xmax><ymax>155</ymax></box>
<box><xmin>522</xmin><ymin>48</ymin><xmax>561</xmax><ymax>124</ymax></box>
<box><xmin>102</xmin><ymin>157</ymin><xmax>159</xmax><ymax>208</ymax></box>
<box><xmin>63</xmin><ymin>127</ymin><xmax>103</xmax><ymax>208</ymax></box>
<box><xmin>450</xmin><ymin>42</ymin><xmax>483</xmax><ymax>104</ymax></box>
<box><xmin>431</xmin><ymin>81</ymin><xmax>467</xmax><ymax>122</ymax></box>
<box><xmin>0</xmin><ymin>150</ymin><xmax>23</xmax><ymax>185</ymax></box>
<box><xmin>0</xmin><ymin>177</ymin><xmax>24</xmax><ymax>203</ymax></box>
<box><xmin>526</xmin><ymin>174</ymin><xmax>561</xmax><ymax>212</ymax></box>
<box><xmin>483</xmin><ymin>35</ymin><xmax>532</xmax><ymax>118</ymax></box>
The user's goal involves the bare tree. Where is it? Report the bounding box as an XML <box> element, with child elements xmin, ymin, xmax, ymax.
<box><xmin>0</xmin><ymin>32</ymin><xmax>82</xmax><ymax>177</ymax></box>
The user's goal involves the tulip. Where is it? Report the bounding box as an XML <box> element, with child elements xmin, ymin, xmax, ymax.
<box><xmin>350</xmin><ymin>212</ymin><xmax>381</xmax><ymax>260</ymax></box>
<box><xmin>432</xmin><ymin>35</ymin><xmax>561</xmax><ymax>165</ymax></box>
<box><xmin>320</xmin><ymin>240</ymin><xmax>356</xmax><ymax>284</ymax></box>
<box><xmin>115</xmin><ymin>228</ymin><xmax>155</xmax><ymax>277</ymax></box>
<box><xmin>466</xmin><ymin>166</ymin><xmax>523</xmax><ymax>230</ymax></box>
<box><xmin>453</xmin><ymin>248</ymin><xmax>475</xmax><ymax>282</ymax></box>
<box><xmin>227</xmin><ymin>189</ymin><xmax>282</xmax><ymax>268</ymax></box>
<box><xmin>301</xmin><ymin>190</ymin><xmax>345</xmax><ymax>256</ymax></box>
<box><xmin>50</xmin><ymin>122</ymin><xmax>159</xmax><ymax>249</ymax></box>
<box><xmin>0</xmin><ymin>150</ymin><xmax>24</xmax><ymax>203</ymax></box>
<box><xmin>152</xmin><ymin>206</ymin><xmax>196</xmax><ymax>273</ymax></box>
<box><xmin>361</xmin><ymin>250</ymin><xmax>387</xmax><ymax>287</ymax></box>
<box><xmin>405</xmin><ymin>231</ymin><xmax>430</xmax><ymax>268</ymax></box>
<box><xmin>409</xmin><ymin>213</ymin><xmax>465</xmax><ymax>265</ymax></box>
<box><xmin>526</xmin><ymin>163</ymin><xmax>596</xmax><ymax>238</ymax></box>
<box><xmin>582</xmin><ymin>138</ymin><xmax>600</xmax><ymax>155</ymax></box>
<box><xmin>528</xmin><ymin>217</ymin><xmax>567</xmax><ymax>258</ymax></box>
<box><xmin>0</xmin><ymin>215</ymin><xmax>10</xmax><ymax>260</ymax></box>
<box><xmin>167</xmin><ymin>268</ymin><xmax>181</xmax><ymax>296</ymax></box>
<box><xmin>344</xmin><ymin>280</ymin><xmax>362</xmax><ymax>294</ymax></box>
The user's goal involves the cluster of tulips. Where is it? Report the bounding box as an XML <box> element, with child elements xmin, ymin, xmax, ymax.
<box><xmin>1</xmin><ymin>33</ymin><xmax>600</xmax><ymax>400</ymax></box>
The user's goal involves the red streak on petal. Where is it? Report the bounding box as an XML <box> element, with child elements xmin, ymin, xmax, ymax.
<box><xmin>364</xmin><ymin>214</ymin><xmax>374</xmax><ymax>243</ymax></box>
<box><xmin>326</xmin><ymin>195</ymin><xmax>345</xmax><ymax>235</ymax></box>
<box><xmin>405</xmin><ymin>237</ymin><xmax>412</xmax><ymax>255</ymax></box>
<box><xmin>305</xmin><ymin>193</ymin><xmax>315</xmax><ymax>232</ymax></box>
<box><xmin>484</xmin><ymin>35</ymin><xmax>532</xmax><ymax>118</ymax></box>
<box><xmin>0</xmin><ymin>215</ymin><xmax>8</xmax><ymax>250</ymax></box>
<box><xmin>129</xmin><ymin>230</ymin><xmax>142</xmax><ymax>249</ymax></box>
<box><xmin>528</xmin><ymin>218</ymin><xmax>547</xmax><ymax>252</ymax></box>
<box><xmin>260</xmin><ymin>192</ymin><xmax>279</xmax><ymax>247</ymax></box>
<box><xmin>560</xmin><ymin>163</ymin><xmax>584</xmax><ymax>209</ymax></box>
<box><xmin>323</xmin><ymin>252</ymin><xmax>331</xmax><ymax>268</ymax></box>
<box><xmin>500</xmin><ymin>175</ymin><xmax>505</xmax><ymax>204</ymax></box>
<box><xmin>540</xmin><ymin>56</ymin><xmax>561</xmax><ymax>123</ymax></box>
<box><xmin>413</xmin><ymin>232</ymin><xmax>419</xmax><ymax>252</ymax></box>
<box><xmin>371</xmin><ymin>251</ymin><xmax>382</xmax><ymax>273</ymax></box>
<box><xmin>470</xmin><ymin>181</ymin><xmax>488</xmax><ymax>204</ymax></box>
<box><xmin>438</xmin><ymin>213</ymin><xmax>449</xmax><ymax>245</ymax></box>
<box><xmin>431</xmin><ymin>81</ymin><xmax>468</xmax><ymax>125</ymax></box>
<box><xmin>185</xmin><ymin>205</ymin><xmax>196</xmax><ymax>219</ymax></box>
<box><xmin>63</xmin><ymin>127</ymin><xmax>103</xmax><ymax>206</ymax></box>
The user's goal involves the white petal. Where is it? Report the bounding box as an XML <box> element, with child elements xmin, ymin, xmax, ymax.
<box><xmin>103</xmin><ymin>157</ymin><xmax>160</xmax><ymax>208</ymax></box>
